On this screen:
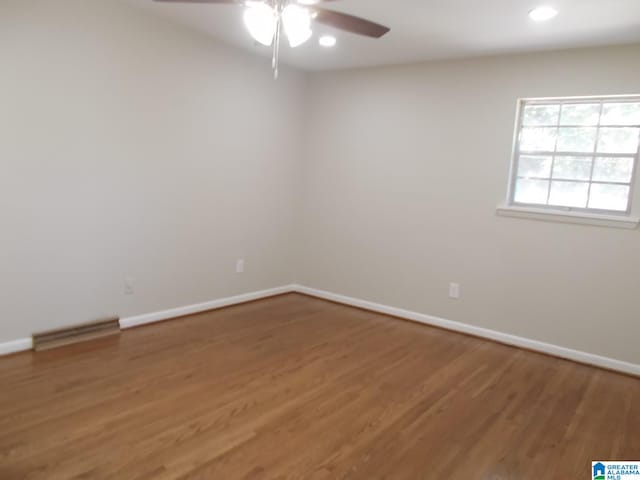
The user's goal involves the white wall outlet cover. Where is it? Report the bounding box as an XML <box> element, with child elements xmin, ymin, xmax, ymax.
<box><xmin>236</xmin><ymin>259</ymin><xmax>245</xmax><ymax>274</ymax></box>
<box><xmin>125</xmin><ymin>277</ymin><xmax>135</xmax><ymax>295</ymax></box>
<box><xmin>449</xmin><ymin>283</ymin><xmax>460</xmax><ymax>299</ymax></box>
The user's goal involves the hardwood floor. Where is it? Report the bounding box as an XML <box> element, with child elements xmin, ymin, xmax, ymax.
<box><xmin>0</xmin><ymin>293</ymin><xmax>638</xmax><ymax>479</ymax></box>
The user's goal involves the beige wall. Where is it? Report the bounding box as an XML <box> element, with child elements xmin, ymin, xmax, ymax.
<box><xmin>298</xmin><ymin>44</ymin><xmax>640</xmax><ymax>364</ymax></box>
<box><xmin>0</xmin><ymin>0</ymin><xmax>306</xmax><ymax>342</ymax></box>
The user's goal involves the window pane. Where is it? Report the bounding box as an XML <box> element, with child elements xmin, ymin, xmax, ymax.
<box><xmin>560</xmin><ymin>103</ymin><xmax>600</xmax><ymax>126</ymax></box>
<box><xmin>592</xmin><ymin>157</ymin><xmax>635</xmax><ymax>183</ymax></box>
<box><xmin>552</xmin><ymin>156</ymin><xmax>592</xmax><ymax>180</ymax></box>
<box><xmin>513</xmin><ymin>98</ymin><xmax>640</xmax><ymax>215</ymax></box>
<box><xmin>601</xmin><ymin>103</ymin><xmax>640</xmax><ymax>126</ymax></box>
<box><xmin>517</xmin><ymin>155</ymin><xmax>552</xmax><ymax>178</ymax></box>
<box><xmin>597</xmin><ymin>127</ymin><xmax>640</xmax><ymax>154</ymax></box>
<box><xmin>556</xmin><ymin>127</ymin><xmax>597</xmax><ymax>153</ymax></box>
<box><xmin>520</xmin><ymin>127</ymin><xmax>557</xmax><ymax>152</ymax></box>
<box><xmin>522</xmin><ymin>104</ymin><xmax>559</xmax><ymax>126</ymax></box>
<box><xmin>514</xmin><ymin>178</ymin><xmax>549</xmax><ymax>205</ymax></box>
<box><xmin>588</xmin><ymin>184</ymin><xmax>630</xmax><ymax>211</ymax></box>
<box><xmin>548</xmin><ymin>181</ymin><xmax>588</xmax><ymax>208</ymax></box>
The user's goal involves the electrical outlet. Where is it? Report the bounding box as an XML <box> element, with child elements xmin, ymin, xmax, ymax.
<box><xmin>449</xmin><ymin>283</ymin><xmax>460</xmax><ymax>299</ymax></box>
<box><xmin>124</xmin><ymin>277</ymin><xmax>135</xmax><ymax>295</ymax></box>
<box><xmin>236</xmin><ymin>259</ymin><xmax>245</xmax><ymax>274</ymax></box>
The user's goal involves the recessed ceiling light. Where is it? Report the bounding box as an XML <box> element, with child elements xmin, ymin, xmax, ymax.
<box><xmin>298</xmin><ymin>0</ymin><xmax>320</xmax><ymax>5</ymax></box>
<box><xmin>319</xmin><ymin>35</ymin><xmax>337</xmax><ymax>47</ymax></box>
<box><xmin>529</xmin><ymin>5</ymin><xmax>558</xmax><ymax>22</ymax></box>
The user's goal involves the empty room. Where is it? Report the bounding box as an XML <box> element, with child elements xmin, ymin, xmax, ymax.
<box><xmin>1</xmin><ymin>0</ymin><xmax>640</xmax><ymax>478</ymax></box>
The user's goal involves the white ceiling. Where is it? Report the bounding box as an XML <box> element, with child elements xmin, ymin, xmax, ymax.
<box><xmin>124</xmin><ymin>0</ymin><xmax>640</xmax><ymax>71</ymax></box>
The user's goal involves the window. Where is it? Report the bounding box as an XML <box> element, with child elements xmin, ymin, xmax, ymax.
<box><xmin>509</xmin><ymin>96</ymin><xmax>640</xmax><ymax>216</ymax></box>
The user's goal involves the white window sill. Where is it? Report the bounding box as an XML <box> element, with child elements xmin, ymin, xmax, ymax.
<box><xmin>496</xmin><ymin>205</ymin><xmax>639</xmax><ymax>229</ymax></box>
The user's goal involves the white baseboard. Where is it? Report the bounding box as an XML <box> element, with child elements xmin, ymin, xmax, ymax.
<box><xmin>119</xmin><ymin>285</ymin><xmax>295</xmax><ymax>329</ymax></box>
<box><xmin>0</xmin><ymin>285</ymin><xmax>295</xmax><ymax>356</ymax></box>
<box><xmin>292</xmin><ymin>284</ymin><xmax>640</xmax><ymax>377</ymax></box>
<box><xmin>0</xmin><ymin>338</ymin><xmax>33</xmax><ymax>356</ymax></box>
<box><xmin>3</xmin><ymin>284</ymin><xmax>638</xmax><ymax>377</ymax></box>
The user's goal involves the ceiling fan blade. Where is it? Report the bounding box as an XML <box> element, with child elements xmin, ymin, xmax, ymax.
<box><xmin>311</xmin><ymin>8</ymin><xmax>390</xmax><ymax>38</ymax></box>
<box><xmin>153</xmin><ymin>0</ymin><xmax>339</xmax><ymax>4</ymax></box>
<box><xmin>153</xmin><ymin>0</ymin><xmax>240</xmax><ymax>4</ymax></box>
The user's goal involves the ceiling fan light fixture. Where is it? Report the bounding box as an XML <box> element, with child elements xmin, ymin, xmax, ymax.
<box><xmin>243</xmin><ymin>2</ymin><xmax>276</xmax><ymax>46</ymax></box>
<box><xmin>154</xmin><ymin>0</ymin><xmax>390</xmax><ymax>78</ymax></box>
<box><xmin>282</xmin><ymin>4</ymin><xmax>313</xmax><ymax>48</ymax></box>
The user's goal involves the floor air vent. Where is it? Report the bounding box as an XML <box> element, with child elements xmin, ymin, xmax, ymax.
<box><xmin>32</xmin><ymin>317</ymin><xmax>121</xmax><ymax>351</ymax></box>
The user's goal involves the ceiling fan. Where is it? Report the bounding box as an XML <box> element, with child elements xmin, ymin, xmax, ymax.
<box><xmin>153</xmin><ymin>0</ymin><xmax>391</xmax><ymax>78</ymax></box>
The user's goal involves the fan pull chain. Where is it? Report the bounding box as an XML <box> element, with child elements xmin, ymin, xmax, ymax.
<box><xmin>272</xmin><ymin>14</ymin><xmax>281</xmax><ymax>79</ymax></box>
<box><xmin>271</xmin><ymin>0</ymin><xmax>286</xmax><ymax>79</ymax></box>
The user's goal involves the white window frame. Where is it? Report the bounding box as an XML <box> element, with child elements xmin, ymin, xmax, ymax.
<box><xmin>500</xmin><ymin>95</ymin><xmax>640</xmax><ymax>229</ymax></box>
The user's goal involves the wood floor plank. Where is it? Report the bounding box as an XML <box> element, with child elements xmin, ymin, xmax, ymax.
<box><xmin>0</xmin><ymin>293</ymin><xmax>638</xmax><ymax>479</ymax></box>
